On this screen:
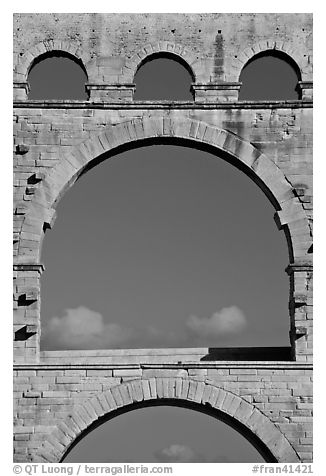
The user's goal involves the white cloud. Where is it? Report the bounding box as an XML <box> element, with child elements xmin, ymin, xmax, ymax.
<box><xmin>42</xmin><ymin>305</ymin><xmax>247</xmax><ymax>350</ymax></box>
<box><xmin>42</xmin><ymin>306</ymin><xmax>137</xmax><ymax>350</ymax></box>
<box><xmin>154</xmin><ymin>444</ymin><xmax>205</xmax><ymax>463</ymax></box>
<box><xmin>154</xmin><ymin>444</ymin><xmax>232</xmax><ymax>463</ymax></box>
<box><xmin>185</xmin><ymin>305</ymin><xmax>247</xmax><ymax>339</ymax></box>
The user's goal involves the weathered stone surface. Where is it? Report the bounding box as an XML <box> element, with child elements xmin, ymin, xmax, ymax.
<box><xmin>13</xmin><ymin>13</ymin><xmax>312</xmax><ymax>464</ymax></box>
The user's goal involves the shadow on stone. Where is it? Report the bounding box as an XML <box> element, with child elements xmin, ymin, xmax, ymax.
<box><xmin>200</xmin><ymin>347</ymin><xmax>292</xmax><ymax>361</ymax></box>
<box><xmin>15</xmin><ymin>325</ymin><xmax>37</xmax><ymax>341</ymax></box>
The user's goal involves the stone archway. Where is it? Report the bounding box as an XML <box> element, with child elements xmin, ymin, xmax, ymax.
<box><xmin>121</xmin><ymin>41</ymin><xmax>198</xmax><ymax>83</ymax></box>
<box><xmin>33</xmin><ymin>378</ymin><xmax>300</xmax><ymax>463</ymax></box>
<box><xmin>229</xmin><ymin>38</ymin><xmax>306</xmax><ymax>82</ymax></box>
<box><xmin>17</xmin><ymin>114</ymin><xmax>310</xmax><ymax>264</ymax></box>
<box><xmin>13</xmin><ymin>39</ymin><xmax>90</xmax><ymax>82</ymax></box>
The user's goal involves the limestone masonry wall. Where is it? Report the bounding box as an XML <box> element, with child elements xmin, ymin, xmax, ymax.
<box><xmin>13</xmin><ymin>13</ymin><xmax>313</xmax><ymax>463</ymax></box>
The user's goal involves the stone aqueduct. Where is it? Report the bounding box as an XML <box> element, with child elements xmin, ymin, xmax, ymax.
<box><xmin>13</xmin><ymin>14</ymin><xmax>313</xmax><ymax>462</ymax></box>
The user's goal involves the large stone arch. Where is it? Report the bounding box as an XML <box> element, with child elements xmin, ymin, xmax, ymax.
<box><xmin>16</xmin><ymin>115</ymin><xmax>311</xmax><ymax>263</ymax></box>
<box><xmin>122</xmin><ymin>41</ymin><xmax>197</xmax><ymax>83</ymax></box>
<box><xmin>230</xmin><ymin>39</ymin><xmax>308</xmax><ymax>83</ymax></box>
<box><xmin>32</xmin><ymin>378</ymin><xmax>300</xmax><ymax>463</ymax></box>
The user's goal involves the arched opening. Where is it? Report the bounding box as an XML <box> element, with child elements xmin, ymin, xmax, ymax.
<box><xmin>61</xmin><ymin>400</ymin><xmax>271</xmax><ymax>463</ymax></box>
<box><xmin>239</xmin><ymin>51</ymin><xmax>301</xmax><ymax>100</ymax></box>
<box><xmin>133</xmin><ymin>53</ymin><xmax>194</xmax><ymax>101</ymax></box>
<box><xmin>27</xmin><ymin>51</ymin><xmax>88</xmax><ymax>100</ymax></box>
<box><xmin>40</xmin><ymin>141</ymin><xmax>290</xmax><ymax>351</ymax></box>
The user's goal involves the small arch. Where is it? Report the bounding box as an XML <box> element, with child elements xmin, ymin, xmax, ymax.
<box><xmin>135</xmin><ymin>51</ymin><xmax>196</xmax><ymax>83</ymax></box>
<box><xmin>14</xmin><ymin>39</ymin><xmax>90</xmax><ymax>83</ymax></box>
<box><xmin>229</xmin><ymin>38</ymin><xmax>310</xmax><ymax>85</ymax></box>
<box><xmin>239</xmin><ymin>50</ymin><xmax>301</xmax><ymax>100</ymax></box>
<box><xmin>121</xmin><ymin>42</ymin><xmax>198</xmax><ymax>84</ymax></box>
<box><xmin>27</xmin><ymin>51</ymin><xmax>89</xmax><ymax>100</ymax></box>
<box><xmin>133</xmin><ymin>52</ymin><xmax>195</xmax><ymax>101</ymax></box>
<box><xmin>32</xmin><ymin>378</ymin><xmax>300</xmax><ymax>463</ymax></box>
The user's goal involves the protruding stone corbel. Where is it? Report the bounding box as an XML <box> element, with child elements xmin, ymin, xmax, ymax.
<box><xmin>25</xmin><ymin>186</ymin><xmax>36</xmax><ymax>196</ymax></box>
<box><xmin>295</xmin><ymin>326</ymin><xmax>308</xmax><ymax>337</ymax></box>
<box><xmin>15</xmin><ymin>144</ymin><xmax>30</xmax><ymax>155</ymax></box>
<box><xmin>24</xmin><ymin>173</ymin><xmax>45</xmax><ymax>197</ymax></box>
<box><xmin>296</xmin><ymin>81</ymin><xmax>313</xmax><ymax>101</ymax></box>
<box><xmin>14</xmin><ymin>325</ymin><xmax>37</xmax><ymax>341</ymax></box>
<box><xmin>13</xmin><ymin>263</ymin><xmax>45</xmax><ymax>273</ymax></box>
<box><xmin>291</xmin><ymin>293</ymin><xmax>308</xmax><ymax>308</ymax></box>
<box><xmin>27</xmin><ymin>172</ymin><xmax>45</xmax><ymax>185</ymax></box>
<box><xmin>17</xmin><ymin>290</ymin><xmax>38</xmax><ymax>304</ymax></box>
<box><xmin>14</xmin><ymin>205</ymin><xmax>28</xmax><ymax>215</ymax></box>
<box><xmin>13</xmin><ymin>81</ymin><xmax>30</xmax><ymax>100</ymax></box>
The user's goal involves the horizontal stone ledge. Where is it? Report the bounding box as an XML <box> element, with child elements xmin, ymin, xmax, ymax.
<box><xmin>285</xmin><ymin>262</ymin><xmax>313</xmax><ymax>274</ymax></box>
<box><xmin>191</xmin><ymin>82</ymin><xmax>242</xmax><ymax>91</ymax></box>
<box><xmin>297</xmin><ymin>81</ymin><xmax>313</xmax><ymax>90</ymax></box>
<box><xmin>13</xmin><ymin>263</ymin><xmax>45</xmax><ymax>273</ymax></box>
<box><xmin>14</xmin><ymin>361</ymin><xmax>312</xmax><ymax>371</ymax></box>
<box><xmin>13</xmin><ymin>82</ymin><xmax>30</xmax><ymax>92</ymax></box>
<box><xmin>40</xmin><ymin>348</ymin><xmax>210</xmax><ymax>357</ymax></box>
<box><xmin>13</xmin><ymin>100</ymin><xmax>313</xmax><ymax>110</ymax></box>
<box><xmin>13</xmin><ymin>363</ymin><xmax>313</xmax><ymax>371</ymax></box>
<box><xmin>86</xmin><ymin>84</ymin><xmax>136</xmax><ymax>91</ymax></box>
<box><xmin>37</xmin><ymin>347</ymin><xmax>295</xmax><ymax>360</ymax></box>
<box><xmin>140</xmin><ymin>362</ymin><xmax>311</xmax><ymax>369</ymax></box>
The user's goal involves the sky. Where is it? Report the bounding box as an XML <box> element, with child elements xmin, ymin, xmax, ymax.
<box><xmin>40</xmin><ymin>142</ymin><xmax>290</xmax><ymax>351</ymax></box>
<box><xmin>27</xmin><ymin>52</ymin><xmax>298</xmax><ymax>462</ymax></box>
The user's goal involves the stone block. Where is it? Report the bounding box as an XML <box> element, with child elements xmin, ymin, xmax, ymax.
<box><xmin>42</xmin><ymin>391</ymin><xmax>70</xmax><ymax>398</ymax></box>
<box><xmin>113</xmin><ymin>368</ymin><xmax>141</xmax><ymax>378</ymax></box>
<box><xmin>141</xmin><ymin>380</ymin><xmax>151</xmax><ymax>400</ymax></box>
<box><xmin>234</xmin><ymin>400</ymin><xmax>254</xmax><ymax>423</ymax></box>
<box><xmin>130</xmin><ymin>380</ymin><xmax>144</xmax><ymax>402</ymax></box>
<box><xmin>162</xmin><ymin>378</ymin><xmax>170</xmax><ymax>398</ymax></box>
<box><xmin>97</xmin><ymin>393</ymin><xmax>111</xmax><ymax>413</ymax></box>
<box><xmin>201</xmin><ymin>384</ymin><xmax>213</xmax><ymax>404</ymax></box>
<box><xmin>90</xmin><ymin>397</ymin><xmax>106</xmax><ymax>417</ymax></box>
<box><xmin>14</xmin><ymin>426</ymin><xmax>34</xmax><ymax>434</ymax></box>
<box><xmin>110</xmin><ymin>387</ymin><xmax>124</xmax><ymax>407</ymax></box>
<box><xmin>84</xmin><ymin>400</ymin><xmax>100</xmax><ymax>420</ymax></box>
<box><xmin>148</xmin><ymin>378</ymin><xmax>157</xmax><ymax>399</ymax></box>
